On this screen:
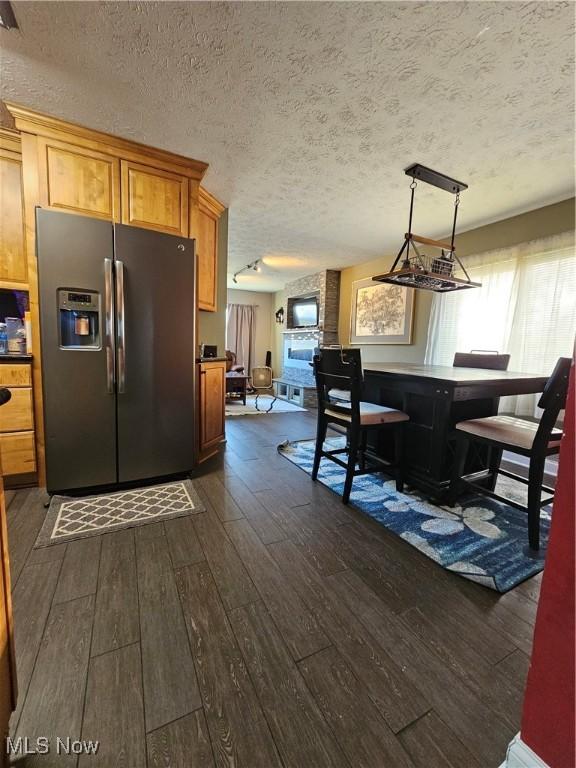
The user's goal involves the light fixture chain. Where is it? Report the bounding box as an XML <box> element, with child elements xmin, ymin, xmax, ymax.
<box><xmin>407</xmin><ymin>179</ymin><xmax>417</xmax><ymax>238</ymax></box>
<box><xmin>450</xmin><ymin>190</ymin><xmax>460</xmax><ymax>254</ymax></box>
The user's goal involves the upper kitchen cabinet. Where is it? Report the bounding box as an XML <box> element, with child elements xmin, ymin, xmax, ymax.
<box><xmin>0</xmin><ymin>129</ymin><xmax>27</xmax><ymax>286</ymax></box>
<box><xmin>121</xmin><ymin>160</ymin><xmax>189</xmax><ymax>236</ymax></box>
<box><xmin>6</xmin><ymin>103</ymin><xmax>208</xmax><ymax>231</ymax></box>
<box><xmin>197</xmin><ymin>187</ymin><xmax>225</xmax><ymax>312</ymax></box>
<box><xmin>37</xmin><ymin>136</ymin><xmax>120</xmax><ymax>220</ymax></box>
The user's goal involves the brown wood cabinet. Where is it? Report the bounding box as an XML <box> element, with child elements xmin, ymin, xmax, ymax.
<box><xmin>0</xmin><ymin>387</ymin><xmax>34</xmax><ymax>432</ymax></box>
<box><xmin>198</xmin><ymin>360</ymin><xmax>226</xmax><ymax>460</ymax></box>
<box><xmin>0</xmin><ymin>129</ymin><xmax>27</xmax><ymax>287</ymax></box>
<box><xmin>0</xmin><ymin>363</ymin><xmax>31</xmax><ymax>388</ymax></box>
<box><xmin>37</xmin><ymin>136</ymin><xmax>121</xmax><ymax>221</ymax></box>
<box><xmin>0</xmin><ymin>362</ymin><xmax>36</xmax><ymax>478</ymax></box>
<box><xmin>0</xmin><ymin>432</ymin><xmax>35</xmax><ymax>477</ymax></box>
<box><xmin>5</xmin><ymin>102</ymin><xmax>225</xmax><ymax>484</ymax></box>
<box><xmin>121</xmin><ymin>160</ymin><xmax>189</xmax><ymax>235</ymax></box>
<box><xmin>197</xmin><ymin>188</ymin><xmax>224</xmax><ymax>312</ymax></box>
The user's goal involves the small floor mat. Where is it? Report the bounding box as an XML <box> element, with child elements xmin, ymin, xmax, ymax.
<box><xmin>34</xmin><ymin>479</ymin><xmax>204</xmax><ymax>548</ymax></box>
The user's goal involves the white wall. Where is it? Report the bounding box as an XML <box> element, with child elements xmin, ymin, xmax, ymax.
<box><xmin>226</xmin><ymin>289</ymin><xmax>274</xmax><ymax>368</ymax></box>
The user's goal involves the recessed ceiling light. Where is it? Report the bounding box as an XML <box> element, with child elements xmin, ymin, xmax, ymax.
<box><xmin>0</xmin><ymin>1</ymin><xmax>18</xmax><ymax>30</ymax></box>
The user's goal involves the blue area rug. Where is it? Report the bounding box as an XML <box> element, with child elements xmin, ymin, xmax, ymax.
<box><xmin>278</xmin><ymin>437</ymin><xmax>550</xmax><ymax>592</ymax></box>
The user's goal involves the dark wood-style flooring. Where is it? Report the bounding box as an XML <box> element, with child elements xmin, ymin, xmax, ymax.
<box><xmin>6</xmin><ymin>410</ymin><xmax>541</xmax><ymax>767</ymax></box>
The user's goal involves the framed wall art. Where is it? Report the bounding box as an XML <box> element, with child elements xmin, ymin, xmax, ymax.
<box><xmin>349</xmin><ymin>278</ymin><xmax>414</xmax><ymax>345</ymax></box>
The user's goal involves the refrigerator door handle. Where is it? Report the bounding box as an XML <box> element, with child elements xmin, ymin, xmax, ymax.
<box><xmin>104</xmin><ymin>258</ymin><xmax>115</xmax><ymax>393</ymax></box>
<box><xmin>116</xmin><ymin>259</ymin><xmax>126</xmax><ymax>394</ymax></box>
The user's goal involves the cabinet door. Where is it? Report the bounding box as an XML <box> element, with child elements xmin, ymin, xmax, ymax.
<box><xmin>197</xmin><ymin>208</ymin><xmax>218</xmax><ymax>312</ymax></box>
<box><xmin>0</xmin><ymin>136</ymin><xmax>27</xmax><ymax>285</ymax></box>
<box><xmin>0</xmin><ymin>388</ymin><xmax>34</xmax><ymax>432</ymax></box>
<box><xmin>200</xmin><ymin>362</ymin><xmax>225</xmax><ymax>451</ymax></box>
<box><xmin>38</xmin><ymin>137</ymin><xmax>120</xmax><ymax>220</ymax></box>
<box><xmin>121</xmin><ymin>160</ymin><xmax>188</xmax><ymax>236</ymax></box>
<box><xmin>0</xmin><ymin>365</ymin><xmax>31</xmax><ymax>388</ymax></box>
<box><xmin>0</xmin><ymin>432</ymin><xmax>36</xmax><ymax>475</ymax></box>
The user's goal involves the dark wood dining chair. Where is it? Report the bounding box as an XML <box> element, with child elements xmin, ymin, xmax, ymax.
<box><xmin>453</xmin><ymin>350</ymin><xmax>511</xmax><ymax>370</ymax></box>
<box><xmin>448</xmin><ymin>357</ymin><xmax>571</xmax><ymax>551</ymax></box>
<box><xmin>312</xmin><ymin>348</ymin><xmax>409</xmax><ymax>504</ymax></box>
<box><xmin>453</xmin><ymin>351</ymin><xmax>511</xmax><ymax>482</ymax></box>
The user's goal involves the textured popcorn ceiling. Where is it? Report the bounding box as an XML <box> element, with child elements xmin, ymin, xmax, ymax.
<box><xmin>1</xmin><ymin>2</ymin><xmax>574</xmax><ymax>291</ymax></box>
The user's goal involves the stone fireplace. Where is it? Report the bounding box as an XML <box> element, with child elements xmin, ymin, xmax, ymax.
<box><xmin>273</xmin><ymin>270</ymin><xmax>341</xmax><ymax>405</ymax></box>
<box><xmin>283</xmin><ymin>332</ymin><xmax>319</xmax><ymax>376</ymax></box>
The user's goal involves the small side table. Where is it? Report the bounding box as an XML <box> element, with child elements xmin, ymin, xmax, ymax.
<box><xmin>225</xmin><ymin>373</ymin><xmax>249</xmax><ymax>405</ymax></box>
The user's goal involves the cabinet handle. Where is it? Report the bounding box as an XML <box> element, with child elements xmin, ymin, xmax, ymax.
<box><xmin>116</xmin><ymin>260</ymin><xmax>126</xmax><ymax>393</ymax></box>
<box><xmin>104</xmin><ymin>258</ymin><xmax>115</xmax><ymax>393</ymax></box>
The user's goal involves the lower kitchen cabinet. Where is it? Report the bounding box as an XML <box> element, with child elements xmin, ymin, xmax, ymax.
<box><xmin>198</xmin><ymin>360</ymin><xmax>226</xmax><ymax>461</ymax></box>
<box><xmin>0</xmin><ymin>387</ymin><xmax>34</xmax><ymax>432</ymax></box>
<box><xmin>0</xmin><ymin>432</ymin><xmax>36</xmax><ymax>476</ymax></box>
<box><xmin>0</xmin><ymin>362</ymin><xmax>36</xmax><ymax>480</ymax></box>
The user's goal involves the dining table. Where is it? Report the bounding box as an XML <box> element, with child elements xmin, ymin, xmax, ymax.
<box><xmin>361</xmin><ymin>363</ymin><xmax>549</xmax><ymax>499</ymax></box>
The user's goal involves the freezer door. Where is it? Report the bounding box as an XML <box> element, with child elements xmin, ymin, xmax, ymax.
<box><xmin>36</xmin><ymin>209</ymin><xmax>117</xmax><ymax>493</ymax></box>
<box><xmin>113</xmin><ymin>224</ymin><xmax>196</xmax><ymax>483</ymax></box>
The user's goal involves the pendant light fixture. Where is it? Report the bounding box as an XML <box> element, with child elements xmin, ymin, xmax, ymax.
<box><xmin>373</xmin><ymin>164</ymin><xmax>481</xmax><ymax>293</ymax></box>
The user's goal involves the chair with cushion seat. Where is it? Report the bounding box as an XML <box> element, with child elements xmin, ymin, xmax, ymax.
<box><xmin>448</xmin><ymin>357</ymin><xmax>571</xmax><ymax>551</ymax></box>
<box><xmin>312</xmin><ymin>347</ymin><xmax>409</xmax><ymax>504</ymax></box>
<box><xmin>453</xmin><ymin>350</ymin><xmax>511</xmax><ymax>371</ymax></box>
<box><xmin>453</xmin><ymin>350</ymin><xmax>511</xmax><ymax>487</ymax></box>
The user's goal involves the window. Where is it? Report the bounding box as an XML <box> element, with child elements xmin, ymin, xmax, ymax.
<box><xmin>425</xmin><ymin>231</ymin><xmax>575</xmax><ymax>416</ymax></box>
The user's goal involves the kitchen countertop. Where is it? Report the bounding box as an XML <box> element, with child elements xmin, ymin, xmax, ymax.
<box><xmin>196</xmin><ymin>356</ymin><xmax>227</xmax><ymax>363</ymax></box>
<box><xmin>0</xmin><ymin>354</ymin><xmax>33</xmax><ymax>362</ymax></box>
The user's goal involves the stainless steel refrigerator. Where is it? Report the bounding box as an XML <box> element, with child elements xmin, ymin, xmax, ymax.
<box><xmin>36</xmin><ymin>208</ymin><xmax>196</xmax><ymax>494</ymax></box>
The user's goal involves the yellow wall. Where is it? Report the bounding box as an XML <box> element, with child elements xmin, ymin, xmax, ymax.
<box><xmin>338</xmin><ymin>197</ymin><xmax>575</xmax><ymax>364</ymax></box>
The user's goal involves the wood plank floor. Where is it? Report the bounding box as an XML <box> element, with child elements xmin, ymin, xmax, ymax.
<box><xmin>6</xmin><ymin>410</ymin><xmax>541</xmax><ymax>767</ymax></box>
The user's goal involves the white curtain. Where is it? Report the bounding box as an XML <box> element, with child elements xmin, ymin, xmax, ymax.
<box><xmin>424</xmin><ymin>231</ymin><xmax>576</xmax><ymax>416</ymax></box>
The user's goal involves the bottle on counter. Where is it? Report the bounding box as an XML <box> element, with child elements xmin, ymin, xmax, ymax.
<box><xmin>24</xmin><ymin>310</ymin><xmax>32</xmax><ymax>354</ymax></box>
<box><xmin>16</xmin><ymin>328</ymin><xmax>27</xmax><ymax>354</ymax></box>
<box><xmin>0</xmin><ymin>323</ymin><xmax>7</xmax><ymax>355</ymax></box>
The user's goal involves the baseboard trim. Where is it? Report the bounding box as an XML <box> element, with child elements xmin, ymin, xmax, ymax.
<box><xmin>500</xmin><ymin>733</ymin><xmax>550</xmax><ymax>768</ymax></box>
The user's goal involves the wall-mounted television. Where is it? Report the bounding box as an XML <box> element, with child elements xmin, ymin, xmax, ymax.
<box><xmin>290</xmin><ymin>296</ymin><xmax>319</xmax><ymax>328</ymax></box>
